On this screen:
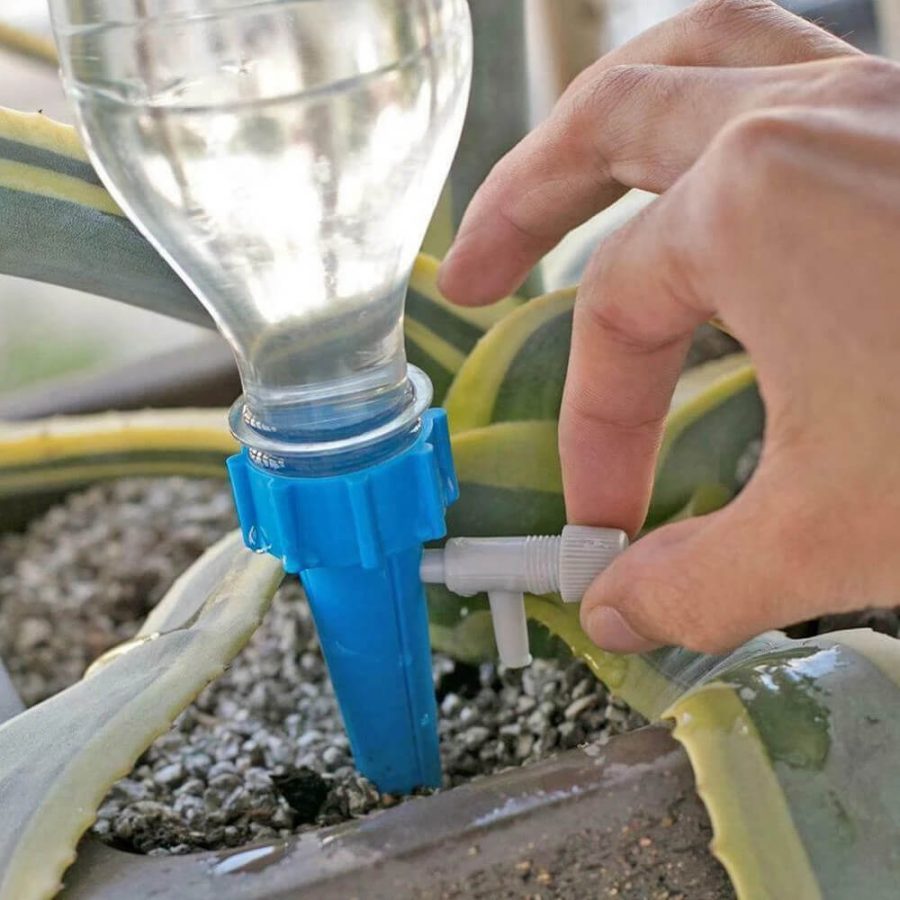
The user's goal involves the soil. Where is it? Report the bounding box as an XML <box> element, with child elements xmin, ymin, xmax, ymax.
<box><xmin>417</xmin><ymin>795</ymin><xmax>735</xmax><ymax>900</ymax></box>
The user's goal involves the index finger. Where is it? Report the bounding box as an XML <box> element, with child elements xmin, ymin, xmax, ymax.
<box><xmin>438</xmin><ymin>0</ymin><xmax>855</xmax><ymax>306</ymax></box>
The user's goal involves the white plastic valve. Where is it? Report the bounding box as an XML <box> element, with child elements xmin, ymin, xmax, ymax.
<box><xmin>421</xmin><ymin>525</ymin><xmax>628</xmax><ymax>668</ymax></box>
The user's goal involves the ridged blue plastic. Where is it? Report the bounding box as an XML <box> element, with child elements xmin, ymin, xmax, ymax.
<box><xmin>226</xmin><ymin>410</ymin><xmax>458</xmax><ymax>793</ymax></box>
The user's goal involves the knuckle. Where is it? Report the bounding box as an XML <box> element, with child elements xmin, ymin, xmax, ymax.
<box><xmin>831</xmin><ymin>54</ymin><xmax>900</xmax><ymax>101</ymax></box>
<box><xmin>684</xmin><ymin>0</ymin><xmax>777</xmax><ymax>33</ymax></box>
<box><xmin>717</xmin><ymin>109</ymin><xmax>804</xmax><ymax>163</ymax></box>
<box><xmin>563</xmin><ymin>63</ymin><xmax>681</xmax><ymax>183</ymax></box>
<box><xmin>564</xmin><ymin>63</ymin><xmax>664</xmax><ymax>149</ymax></box>
<box><xmin>577</xmin><ymin>291</ymin><xmax>668</xmax><ymax>356</ymax></box>
<box><xmin>581</xmin><ymin>63</ymin><xmax>662</xmax><ymax>109</ymax></box>
<box><xmin>696</xmin><ymin>111</ymin><xmax>807</xmax><ymax>236</ymax></box>
<box><xmin>838</xmin><ymin>53</ymin><xmax>897</xmax><ymax>84</ymax></box>
<box><xmin>577</xmin><ymin>251</ymin><xmax>683</xmax><ymax>354</ymax></box>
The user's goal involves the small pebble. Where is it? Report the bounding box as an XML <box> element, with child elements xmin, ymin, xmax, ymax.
<box><xmin>564</xmin><ymin>696</ymin><xmax>598</xmax><ymax>721</ymax></box>
<box><xmin>0</xmin><ymin>478</ymin><xmax>647</xmax><ymax>856</ymax></box>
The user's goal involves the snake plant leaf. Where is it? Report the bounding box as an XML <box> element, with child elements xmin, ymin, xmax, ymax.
<box><xmin>0</xmin><ymin>408</ymin><xmax>235</xmax><ymax>530</ymax></box>
<box><xmin>0</xmin><ymin>533</ymin><xmax>283</xmax><ymax>900</ymax></box>
<box><xmin>444</xmin><ymin>287</ymin><xmax>575</xmax><ymax>432</ymax></box>
<box><xmin>0</xmin><ymin>108</ymin><xmax>516</xmax><ymax>402</ymax></box>
<box><xmin>447</xmin><ymin>420</ymin><xmax>564</xmax><ymax>537</ymax></box>
<box><xmin>660</xmin><ymin>482</ymin><xmax>733</xmax><ymax>525</ymax></box>
<box><xmin>648</xmin><ymin>355</ymin><xmax>761</xmax><ymax>525</ymax></box>
<box><xmin>0</xmin><ymin>408</ymin><xmax>235</xmax><ymax>528</ymax></box>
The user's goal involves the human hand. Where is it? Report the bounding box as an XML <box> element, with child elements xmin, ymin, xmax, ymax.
<box><xmin>438</xmin><ymin>0</ymin><xmax>900</xmax><ymax>653</ymax></box>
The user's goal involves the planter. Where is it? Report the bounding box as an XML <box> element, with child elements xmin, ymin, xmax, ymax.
<box><xmin>0</xmin><ymin>373</ymin><xmax>733</xmax><ymax>899</ymax></box>
<box><xmin>61</xmin><ymin>727</ymin><xmax>730</xmax><ymax>900</ymax></box>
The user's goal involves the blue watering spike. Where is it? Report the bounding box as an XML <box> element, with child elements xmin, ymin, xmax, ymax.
<box><xmin>227</xmin><ymin>409</ymin><xmax>458</xmax><ymax>792</ymax></box>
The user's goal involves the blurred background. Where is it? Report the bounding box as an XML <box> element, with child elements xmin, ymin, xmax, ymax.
<box><xmin>0</xmin><ymin>0</ymin><xmax>896</xmax><ymax>400</ymax></box>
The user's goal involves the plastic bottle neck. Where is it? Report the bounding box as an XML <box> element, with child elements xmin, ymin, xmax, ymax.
<box><xmin>229</xmin><ymin>365</ymin><xmax>434</xmax><ymax>476</ymax></box>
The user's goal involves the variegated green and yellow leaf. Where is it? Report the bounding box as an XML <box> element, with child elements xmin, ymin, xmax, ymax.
<box><xmin>650</xmin><ymin>355</ymin><xmax>761</xmax><ymax>525</ymax></box>
<box><xmin>406</xmin><ymin>254</ymin><xmax>523</xmax><ymax>401</ymax></box>
<box><xmin>444</xmin><ymin>287</ymin><xmax>574</xmax><ymax>431</ymax></box>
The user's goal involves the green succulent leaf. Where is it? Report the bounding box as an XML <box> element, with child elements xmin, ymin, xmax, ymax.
<box><xmin>405</xmin><ymin>254</ymin><xmax>523</xmax><ymax>402</ymax></box>
<box><xmin>0</xmin><ymin>533</ymin><xmax>283</xmax><ymax>900</ymax></box>
<box><xmin>447</xmin><ymin>420</ymin><xmax>564</xmax><ymax>537</ymax></box>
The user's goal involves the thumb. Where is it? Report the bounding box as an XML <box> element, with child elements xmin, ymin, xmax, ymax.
<box><xmin>580</xmin><ymin>481</ymin><xmax>825</xmax><ymax>654</ymax></box>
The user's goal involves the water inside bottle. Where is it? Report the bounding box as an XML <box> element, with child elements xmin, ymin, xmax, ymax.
<box><xmin>54</xmin><ymin>0</ymin><xmax>472</xmax><ymax>444</ymax></box>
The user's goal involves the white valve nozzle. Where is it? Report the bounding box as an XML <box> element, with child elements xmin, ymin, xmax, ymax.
<box><xmin>488</xmin><ymin>591</ymin><xmax>532</xmax><ymax>668</ymax></box>
<box><xmin>421</xmin><ymin>526</ymin><xmax>627</xmax><ymax>669</ymax></box>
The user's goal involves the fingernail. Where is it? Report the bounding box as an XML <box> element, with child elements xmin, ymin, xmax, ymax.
<box><xmin>584</xmin><ymin>607</ymin><xmax>655</xmax><ymax>654</ymax></box>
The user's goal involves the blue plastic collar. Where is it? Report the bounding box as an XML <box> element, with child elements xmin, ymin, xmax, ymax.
<box><xmin>227</xmin><ymin>410</ymin><xmax>458</xmax><ymax>792</ymax></box>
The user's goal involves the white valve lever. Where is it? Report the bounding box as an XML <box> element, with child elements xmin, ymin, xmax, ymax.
<box><xmin>421</xmin><ymin>525</ymin><xmax>627</xmax><ymax>668</ymax></box>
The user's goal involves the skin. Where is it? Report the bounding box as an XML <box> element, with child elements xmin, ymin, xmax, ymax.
<box><xmin>437</xmin><ymin>0</ymin><xmax>900</xmax><ymax>654</ymax></box>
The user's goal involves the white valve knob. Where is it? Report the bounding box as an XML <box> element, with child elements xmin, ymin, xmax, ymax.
<box><xmin>421</xmin><ymin>526</ymin><xmax>627</xmax><ymax>668</ymax></box>
<box><xmin>558</xmin><ymin>525</ymin><xmax>629</xmax><ymax>602</ymax></box>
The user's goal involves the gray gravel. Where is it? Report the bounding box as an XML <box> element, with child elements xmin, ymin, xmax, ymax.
<box><xmin>0</xmin><ymin>478</ymin><xmax>645</xmax><ymax>856</ymax></box>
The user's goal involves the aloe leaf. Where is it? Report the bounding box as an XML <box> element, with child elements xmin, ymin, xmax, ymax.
<box><xmin>0</xmin><ymin>533</ymin><xmax>283</xmax><ymax>900</ymax></box>
<box><xmin>0</xmin><ymin>108</ymin><xmax>513</xmax><ymax>402</ymax></box>
<box><xmin>523</xmin><ymin>588</ymin><xmax>900</xmax><ymax>896</ymax></box>
<box><xmin>668</xmin><ymin>629</ymin><xmax>900</xmax><ymax>899</ymax></box>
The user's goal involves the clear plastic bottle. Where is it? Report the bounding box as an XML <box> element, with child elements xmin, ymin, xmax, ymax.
<box><xmin>50</xmin><ymin>0</ymin><xmax>472</xmax><ymax>464</ymax></box>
